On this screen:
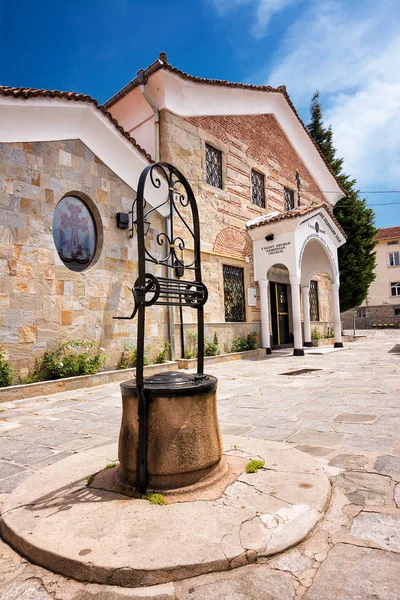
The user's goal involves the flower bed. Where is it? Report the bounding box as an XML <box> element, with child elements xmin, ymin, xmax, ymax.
<box><xmin>0</xmin><ymin>362</ymin><xmax>178</xmax><ymax>404</ymax></box>
<box><xmin>177</xmin><ymin>348</ymin><xmax>266</xmax><ymax>370</ymax></box>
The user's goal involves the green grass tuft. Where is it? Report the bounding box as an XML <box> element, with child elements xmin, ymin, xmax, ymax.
<box><xmin>86</xmin><ymin>475</ymin><xmax>95</xmax><ymax>485</ymax></box>
<box><xmin>246</xmin><ymin>459</ymin><xmax>265</xmax><ymax>474</ymax></box>
<box><xmin>104</xmin><ymin>463</ymin><xmax>116</xmax><ymax>470</ymax></box>
<box><xmin>145</xmin><ymin>492</ymin><xmax>166</xmax><ymax>505</ymax></box>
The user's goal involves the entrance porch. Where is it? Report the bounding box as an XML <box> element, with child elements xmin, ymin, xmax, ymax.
<box><xmin>247</xmin><ymin>205</ymin><xmax>346</xmax><ymax>356</ymax></box>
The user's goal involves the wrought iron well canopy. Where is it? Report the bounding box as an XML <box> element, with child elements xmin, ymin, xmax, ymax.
<box><xmin>115</xmin><ymin>162</ymin><xmax>216</xmax><ymax>493</ymax></box>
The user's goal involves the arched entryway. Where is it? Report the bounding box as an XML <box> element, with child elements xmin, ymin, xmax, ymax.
<box><xmin>300</xmin><ymin>238</ymin><xmax>343</xmax><ymax>349</ymax></box>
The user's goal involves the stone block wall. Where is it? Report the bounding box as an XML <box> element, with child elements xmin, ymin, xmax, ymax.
<box><xmin>0</xmin><ymin>140</ymin><xmax>168</xmax><ymax>377</ymax></box>
<box><xmin>341</xmin><ymin>304</ymin><xmax>400</xmax><ymax>330</ymax></box>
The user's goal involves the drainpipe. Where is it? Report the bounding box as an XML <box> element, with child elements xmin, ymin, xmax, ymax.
<box><xmin>138</xmin><ymin>70</ymin><xmax>176</xmax><ymax>360</ymax></box>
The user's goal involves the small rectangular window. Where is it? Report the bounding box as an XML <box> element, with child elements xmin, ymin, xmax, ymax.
<box><xmin>388</xmin><ymin>252</ymin><xmax>400</xmax><ymax>267</ymax></box>
<box><xmin>388</xmin><ymin>240</ymin><xmax>398</xmax><ymax>245</ymax></box>
<box><xmin>251</xmin><ymin>170</ymin><xmax>265</xmax><ymax>208</ymax></box>
<box><xmin>309</xmin><ymin>280</ymin><xmax>319</xmax><ymax>321</ymax></box>
<box><xmin>390</xmin><ymin>282</ymin><xmax>400</xmax><ymax>296</ymax></box>
<box><xmin>357</xmin><ymin>307</ymin><xmax>366</xmax><ymax>318</ymax></box>
<box><xmin>205</xmin><ymin>144</ymin><xmax>222</xmax><ymax>189</ymax></box>
<box><xmin>394</xmin><ymin>308</ymin><xmax>400</xmax><ymax>316</ymax></box>
<box><xmin>284</xmin><ymin>187</ymin><xmax>295</xmax><ymax>211</ymax></box>
<box><xmin>223</xmin><ymin>265</ymin><xmax>245</xmax><ymax>322</ymax></box>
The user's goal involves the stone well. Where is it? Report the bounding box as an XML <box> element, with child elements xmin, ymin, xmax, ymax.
<box><xmin>118</xmin><ymin>371</ymin><xmax>223</xmax><ymax>491</ymax></box>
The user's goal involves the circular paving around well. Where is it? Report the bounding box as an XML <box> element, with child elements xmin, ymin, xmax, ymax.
<box><xmin>0</xmin><ymin>436</ymin><xmax>336</xmax><ymax>588</ymax></box>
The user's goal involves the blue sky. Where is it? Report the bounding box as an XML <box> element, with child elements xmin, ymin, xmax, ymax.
<box><xmin>1</xmin><ymin>0</ymin><xmax>399</xmax><ymax>227</ymax></box>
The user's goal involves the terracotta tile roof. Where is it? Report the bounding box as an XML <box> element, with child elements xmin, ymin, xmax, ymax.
<box><xmin>103</xmin><ymin>53</ymin><xmax>346</xmax><ymax>197</ymax></box>
<box><xmin>375</xmin><ymin>226</ymin><xmax>400</xmax><ymax>241</ymax></box>
<box><xmin>0</xmin><ymin>85</ymin><xmax>153</xmax><ymax>163</ymax></box>
<box><xmin>246</xmin><ymin>203</ymin><xmax>347</xmax><ymax>238</ymax></box>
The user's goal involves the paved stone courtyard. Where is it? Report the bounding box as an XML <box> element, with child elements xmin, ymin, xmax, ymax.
<box><xmin>0</xmin><ymin>331</ymin><xmax>399</xmax><ymax>599</ymax></box>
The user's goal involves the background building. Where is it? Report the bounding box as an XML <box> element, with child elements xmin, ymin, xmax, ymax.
<box><xmin>342</xmin><ymin>226</ymin><xmax>400</xmax><ymax>329</ymax></box>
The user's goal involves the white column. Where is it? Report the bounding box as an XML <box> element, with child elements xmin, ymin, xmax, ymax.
<box><xmin>331</xmin><ymin>282</ymin><xmax>343</xmax><ymax>347</ymax></box>
<box><xmin>259</xmin><ymin>280</ymin><xmax>271</xmax><ymax>354</ymax></box>
<box><xmin>301</xmin><ymin>286</ymin><xmax>312</xmax><ymax>347</ymax></box>
<box><xmin>290</xmin><ymin>277</ymin><xmax>304</xmax><ymax>356</ymax></box>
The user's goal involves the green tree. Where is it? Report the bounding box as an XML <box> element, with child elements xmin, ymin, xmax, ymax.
<box><xmin>307</xmin><ymin>92</ymin><xmax>377</xmax><ymax>312</ymax></box>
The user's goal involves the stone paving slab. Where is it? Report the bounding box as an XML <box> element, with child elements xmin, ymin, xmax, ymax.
<box><xmin>0</xmin><ymin>333</ymin><xmax>399</xmax><ymax>598</ymax></box>
<box><xmin>304</xmin><ymin>543</ymin><xmax>400</xmax><ymax>600</ymax></box>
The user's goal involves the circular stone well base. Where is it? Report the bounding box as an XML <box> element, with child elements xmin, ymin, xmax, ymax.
<box><xmin>0</xmin><ymin>436</ymin><xmax>336</xmax><ymax>588</ymax></box>
<box><xmin>90</xmin><ymin>455</ymin><xmax>247</xmax><ymax>503</ymax></box>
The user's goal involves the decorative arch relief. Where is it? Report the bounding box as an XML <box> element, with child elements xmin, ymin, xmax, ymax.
<box><xmin>213</xmin><ymin>227</ymin><xmax>250</xmax><ymax>260</ymax></box>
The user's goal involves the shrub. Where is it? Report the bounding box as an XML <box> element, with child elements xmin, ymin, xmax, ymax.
<box><xmin>231</xmin><ymin>337</ymin><xmax>249</xmax><ymax>353</ymax></box>
<box><xmin>246</xmin><ymin>331</ymin><xmax>258</xmax><ymax>350</ymax></box>
<box><xmin>311</xmin><ymin>327</ymin><xmax>322</xmax><ymax>340</ymax></box>
<box><xmin>23</xmin><ymin>341</ymin><xmax>106</xmax><ymax>383</ymax></box>
<box><xmin>231</xmin><ymin>331</ymin><xmax>258</xmax><ymax>353</ymax></box>
<box><xmin>184</xmin><ymin>329</ymin><xmax>198</xmax><ymax>359</ymax></box>
<box><xmin>204</xmin><ymin>333</ymin><xmax>221</xmax><ymax>357</ymax></box>
<box><xmin>0</xmin><ymin>347</ymin><xmax>13</xmax><ymax>388</ymax></box>
<box><xmin>325</xmin><ymin>327</ymin><xmax>335</xmax><ymax>339</ymax></box>
<box><xmin>154</xmin><ymin>342</ymin><xmax>170</xmax><ymax>364</ymax></box>
<box><xmin>118</xmin><ymin>344</ymin><xmax>149</xmax><ymax>370</ymax></box>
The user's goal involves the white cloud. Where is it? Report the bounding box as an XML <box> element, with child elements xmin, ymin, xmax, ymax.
<box><xmin>211</xmin><ymin>0</ymin><xmax>400</xmax><ymax>191</ymax></box>
<box><xmin>209</xmin><ymin>0</ymin><xmax>301</xmax><ymax>38</ymax></box>
<box><xmin>265</xmin><ymin>0</ymin><xmax>400</xmax><ymax>188</ymax></box>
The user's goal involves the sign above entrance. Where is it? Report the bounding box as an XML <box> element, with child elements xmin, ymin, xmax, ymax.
<box><xmin>260</xmin><ymin>241</ymin><xmax>291</xmax><ymax>256</ymax></box>
<box><xmin>299</xmin><ymin>210</ymin><xmax>343</xmax><ymax>245</ymax></box>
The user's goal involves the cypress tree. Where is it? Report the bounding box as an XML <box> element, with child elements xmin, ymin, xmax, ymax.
<box><xmin>307</xmin><ymin>92</ymin><xmax>377</xmax><ymax>312</ymax></box>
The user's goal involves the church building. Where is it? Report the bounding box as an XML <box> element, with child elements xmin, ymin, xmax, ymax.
<box><xmin>0</xmin><ymin>53</ymin><xmax>346</xmax><ymax>377</ymax></box>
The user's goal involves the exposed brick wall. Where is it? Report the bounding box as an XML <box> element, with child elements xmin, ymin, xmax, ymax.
<box><xmin>0</xmin><ymin>140</ymin><xmax>168</xmax><ymax>377</ymax></box>
<box><xmin>186</xmin><ymin>113</ymin><xmax>325</xmax><ymax>210</ymax></box>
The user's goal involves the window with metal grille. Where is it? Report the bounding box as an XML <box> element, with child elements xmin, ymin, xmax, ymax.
<box><xmin>388</xmin><ymin>252</ymin><xmax>400</xmax><ymax>267</ymax></box>
<box><xmin>251</xmin><ymin>170</ymin><xmax>265</xmax><ymax>208</ymax></box>
<box><xmin>205</xmin><ymin>144</ymin><xmax>222</xmax><ymax>188</ymax></box>
<box><xmin>284</xmin><ymin>187</ymin><xmax>295</xmax><ymax>211</ymax></box>
<box><xmin>309</xmin><ymin>280</ymin><xmax>319</xmax><ymax>321</ymax></box>
<box><xmin>391</xmin><ymin>282</ymin><xmax>400</xmax><ymax>296</ymax></box>
<box><xmin>357</xmin><ymin>307</ymin><xmax>366</xmax><ymax>318</ymax></box>
<box><xmin>388</xmin><ymin>240</ymin><xmax>399</xmax><ymax>245</ymax></box>
<box><xmin>223</xmin><ymin>265</ymin><xmax>245</xmax><ymax>322</ymax></box>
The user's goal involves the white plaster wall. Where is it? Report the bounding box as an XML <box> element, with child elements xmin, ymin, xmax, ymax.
<box><xmin>108</xmin><ymin>69</ymin><xmax>344</xmax><ymax>205</ymax></box>
<box><xmin>249</xmin><ymin>208</ymin><xmax>344</xmax><ymax>285</ymax></box>
<box><xmin>108</xmin><ymin>86</ymin><xmax>157</xmax><ymax>159</ymax></box>
<box><xmin>0</xmin><ymin>98</ymin><xmax>169</xmax><ymax>215</ymax></box>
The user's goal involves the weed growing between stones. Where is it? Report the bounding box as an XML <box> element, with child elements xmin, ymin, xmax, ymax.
<box><xmin>146</xmin><ymin>493</ymin><xmax>166</xmax><ymax>505</ymax></box>
<box><xmin>105</xmin><ymin>463</ymin><xmax>116</xmax><ymax>470</ymax></box>
<box><xmin>86</xmin><ymin>475</ymin><xmax>95</xmax><ymax>485</ymax></box>
<box><xmin>246</xmin><ymin>459</ymin><xmax>265</xmax><ymax>474</ymax></box>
